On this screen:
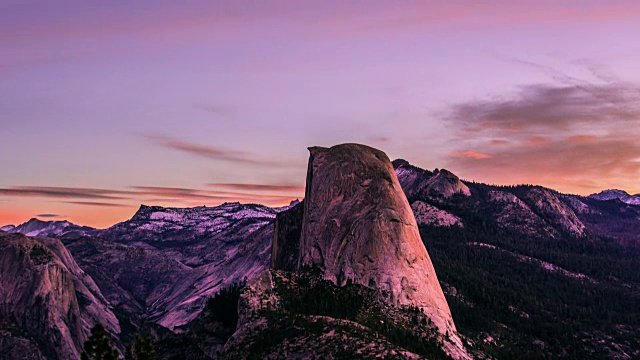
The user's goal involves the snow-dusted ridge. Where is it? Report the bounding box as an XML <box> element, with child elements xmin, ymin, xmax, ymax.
<box><xmin>589</xmin><ymin>189</ymin><xmax>640</xmax><ymax>205</ymax></box>
<box><xmin>3</xmin><ymin>218</ymin><xmax>95</xmax><ymax>237</ymax></box>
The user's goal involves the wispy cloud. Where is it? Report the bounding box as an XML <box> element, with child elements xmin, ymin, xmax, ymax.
<box><xmin>445</xmin><ymin>68</ymin><xmax>640</xmax><ymax>194</ymax></box>
<box><xmin>130</xmin><ymin>185</ymin><xmax>299</xmax><ymax>205</ymax></box>
<box><xmin>65</xmin><ymin>201</ymin><xmax>130</xmax><ymax>208</ymax></box>
<box><xmin>0</xmin><ymin>183</ymin><xmax>298</xmax><ymax>207</ymax></box>
<box><xmin>193</xmin><ymin>104</ymin><xmax>232</xmax><ymax>118</ymax></box>
<box><xmin>143</xmin><ymin>134</ymin><xmax>274</xmax><ymax>165</ymax></box>
<box><xmin>129</xmin><ymin>186</ymin><xmax>228</xmax><ymax>201</ymax></box>
<box><xmin>0</xmin><ymin>186</ymin><xmax>133</xmax><ymax>200</ymax></box>
<box><xmin>449</xmin><ymin>83</ymin><xmax>640</xmax><ymax>135</ymax></box>
<box><xmin>36</xmin><ymin>213</ymin><xmax>62</xmax><ymax>218</ymax></box>
<box><xmin>366</xmin><ymin>136</ymin><xmax>392</xmax><ymax>145</ymax></box>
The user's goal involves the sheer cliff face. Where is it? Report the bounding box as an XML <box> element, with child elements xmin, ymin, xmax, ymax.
<box><xmin>0</xmin><ymin>233</ymin><xmax>119</xmax><ymax>360</ymax></box>
<box><xmin>297</xmin><ymin>144</ymin><xmax>457</xmax><ymax>337</ymax></box>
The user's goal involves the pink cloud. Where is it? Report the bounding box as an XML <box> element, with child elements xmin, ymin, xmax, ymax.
<box><xmin>449</xmin><ymin>151</ymin><xmax>492</xmax><ymax>159</ymax></box>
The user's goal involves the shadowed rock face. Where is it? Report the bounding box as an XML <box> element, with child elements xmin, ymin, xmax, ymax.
<box><xmin>0</xmin><ymin>233</ymin><xmax>119</xmax><ymax>360</ymax></box>
<box><xmin>297</xmin><ymin>144</ymin><xmax>461</xmax><ymax>348</ymax></box>
<box><xmin>271</xmin><ymin>200</ymin><xmax>304</xmax><ymax>271</ymax></box>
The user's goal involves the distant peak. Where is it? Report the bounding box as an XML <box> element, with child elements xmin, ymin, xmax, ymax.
<box><xmin>26</xmin><ymin>218</ymin><xmax>47</xmax><ymax>224</ymax></box>
<box><xmin>433</xmin><ymin>168</ymin><xmax>455</xmax><ymax>177</ymax></box>
<box><xmin>0</xmin><ymin>224</ymin><xmax>15</xmax><ymax>232</ymax></box>
<box><xmin>391</xmin><ymin>159</ymin><xmax>410</xmax><ymax>169</ymax></box>
<box><xmin>131</xmin><ymin>204</ymin><xmax>165</xmax><ymax>220</ymax></box>
<box><xmin>588</xmin><ymin>189</ymin><xmax>640</xmax><ymax>205</ymax></box>
<box><xmin>588</xmin><ymin>189</ymin><xmax>630</xmax><ymax>198</ymax></box>
<box><xmin>221</xmin><ymin>201</ymin><xmax>241</xmax><ymax>206</ymax></box>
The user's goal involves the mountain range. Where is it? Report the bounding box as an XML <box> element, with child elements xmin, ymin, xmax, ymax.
<box><xmin>1</xmin><ymin>144</ymin><xmax>639</xmax><ymax>359</ymax></box>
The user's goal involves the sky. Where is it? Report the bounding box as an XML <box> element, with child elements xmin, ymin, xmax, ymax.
<box><xmin>2</xmin><ymin>0</ymin><xmax>640</xmax><ymax>228</ymax></box>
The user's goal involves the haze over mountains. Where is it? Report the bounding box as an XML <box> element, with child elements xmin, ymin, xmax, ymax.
<box><xmin>1</xmin><ymin>144</ymin><xmax>639</xmax><ymax>359</ymax></box>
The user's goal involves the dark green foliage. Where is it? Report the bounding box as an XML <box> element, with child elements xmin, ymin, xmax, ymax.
<box><xmin>80</xmin><ymin>323</ymin><xmax>119</xmax><ymax>360</ymax></box>
<box><xmin>153</xmin><ymin>283</ymin><xmax>245</xmax><ymax>360</ymax></box>
<box><xmin>29</xmin><ymin>245</ymin><xmax>53</xmax><ymax>265</ymax></box>
<box><xmin>269</xmin><ymin>270</ymin><xmax>452</xmax><ymax>360</ymax></box>
<box><xmin>125</xmin><ymin>346</ymin><xmax>133</xmax><ymax>360</ymax></box>
<box><xmin>283</xmin><ymin>274</ymin><xmax>364</xmax><ymax>320</ymax></box>
<box><xmin>417</xmin><ymin>182</ymin><xmax>640</xmax><ymax>359</ymax></box>
<box><xmin>203</xmin><ymin>282</ymin><xmax>244</xmax><ymax>336</ymax></box>
<box><xmin>359</xmin><ymin>311</ymin><xmax>449</xmax><ymax>359</ymax></box>
<box><xmin>133</xmin><ymin>334</ymin><xmax>157</xmax><ymax>360</ymax></box>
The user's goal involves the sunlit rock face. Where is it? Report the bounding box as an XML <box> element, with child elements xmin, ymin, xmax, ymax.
<box><xmin>296</xmin><ymin>144</ymin><xmax>467</xmax><ymax>357</ymax></box>
<box><xmin>520</xmin><ymin>187</ymin><xmax>587</xmax><ymax>238</ymax></box>
<box><xmin>411</xmin><ymin>200</ymin><xmax>464</xmax><ymax>227</ymax></box>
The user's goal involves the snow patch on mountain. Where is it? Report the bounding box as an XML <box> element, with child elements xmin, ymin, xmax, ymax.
<box><xmin>6</xmin><ymin>218</ymin><xmax>95</xmax><ymax>237</ymax></box>
<box><xmin>589</xmin><ymin>189</ymin><xmax>640</xmax><ymax>205</ymax></box>
<box><xmin>0</xmin><ymin>224</ymin><xmax>15</xmax><ymax>232</ymax></box>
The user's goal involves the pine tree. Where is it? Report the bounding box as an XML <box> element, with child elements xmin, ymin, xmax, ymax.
<box><xmin>133</xmin><ymin>334</ymin><xmax>157</xmax><ymax>360</ymax></box>
<box><xmin>80</xmin><ymin>323</ymin><xmax>119</xmax><ymax>360</ymax></box>
<box><xmin>125</xmin><ymin>345</ymin><xmax>134</xmax><ymax>360</ymax></box>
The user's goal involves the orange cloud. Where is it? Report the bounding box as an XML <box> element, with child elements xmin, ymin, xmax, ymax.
<box><xmin>449</xmin><ymin>151</ymin><xmax>491</xmax><ymax>159</ymax></box>
<box><xmin>0</xmin><ymin>186</ymin><xmax>132</xmax><ymax>200</ymax></box>
<box><xmin>489</xmin><ymin>139</ymin><xmax>511</xmax><ymax>146</ymax></box>
<box><xmin>524</xmin><ymin>136</ymin><xmax>551</xmax><ymax>147</ymax></box>
<box><xmin>566</xmin><ymin>134</ymin><xmax>599</xmax><ymax>145</ymax></box>
<box><xmin>445</xmin><ymin>71</ymin><xmax>640</xmax><ymax>195</ymax></box>
<box><xmin>449</xmin><ymin>135</ymin><xmax>640</xmax><ymax>195</ymax></box>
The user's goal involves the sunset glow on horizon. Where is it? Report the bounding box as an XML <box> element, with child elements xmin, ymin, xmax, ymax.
<box><xmin>2</xmin><ymin>1</ymin><xmax>640</xmax><ymax>227</ymax></box>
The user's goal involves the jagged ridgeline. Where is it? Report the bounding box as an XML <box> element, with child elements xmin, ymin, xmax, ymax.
<box><xmin>4</xmin><ymin>142</ymin><xmax>640</xmax><ymax>359</ymax></box>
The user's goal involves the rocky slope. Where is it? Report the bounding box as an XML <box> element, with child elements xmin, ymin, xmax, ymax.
<box><xmin>64</xmin><ymin>202</ymin><xmax>280</xmax><ymax>330</ymax></box>
<box><xmin>393</xmin><ymin>160</ymin><xmax>470</xmax><ymax>199</ymax></box>
<box><xmin>218</xmin><ymin>269</ymin><xmax>453</xmax><ymax>359</ymax></box>
<box><xmin>393</xmin><ymin>160</ymin><xmax>588</xmax><ymax>240</ymax></box>
<box><xmin>0</xmin><ymin>233</ymin><xmax>119</xmax><ymax>360</ymax></box>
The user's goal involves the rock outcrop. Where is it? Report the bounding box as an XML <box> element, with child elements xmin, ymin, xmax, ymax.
<box><xmin>422</xmin><ymin>169</ymin><xmax>471</xmax><ymax>198</ymax></box>
<box><xmin>0</xmin><ymin>233</ymin><xmax>120</xmax><ymax>360</ymax></box>
<box><xmin>519</xmin><ymin>188</ymin><xmax>587</xmax><ymax>237</ymax></box>
<box><xmin>411</xmin><ymin>201</ymin><xmax>463</xmax><ymax>227</ymax></box>
<box><xmin>393</xmin><ymin>160</ymin><xmax>470</xmax><ymax>199</ymax></box>
<box><xmin>284</xmin><ymin>144</ymin><xmax>468</xmax><ymax>358</ymax></box>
